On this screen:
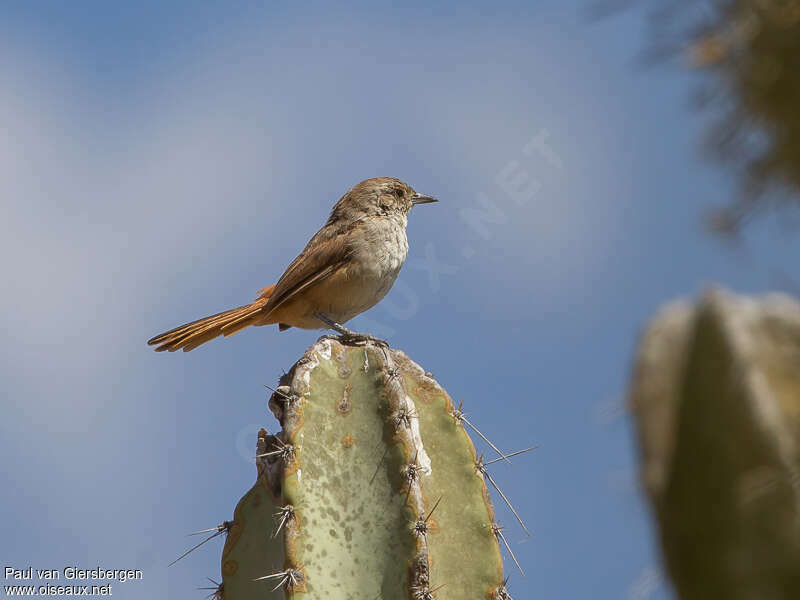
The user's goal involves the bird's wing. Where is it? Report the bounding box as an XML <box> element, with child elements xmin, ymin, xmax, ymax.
<box><xmin>262</xmin><ymin>225</ymin><xmax>354</xmax><ymax>314</ymax></box>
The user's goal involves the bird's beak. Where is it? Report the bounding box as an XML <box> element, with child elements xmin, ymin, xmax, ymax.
<box><xmin>411</xmin><ymin>193</ymin><xmax>438</xmax><ymax>205</ymax></box>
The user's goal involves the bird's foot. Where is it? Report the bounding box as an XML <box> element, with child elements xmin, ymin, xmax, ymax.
<box><xmin>337</xmin><ymin>331</ymin><xmax>390</xmax><ymax>349</ymax></box>
<box><xmin>314</xmin><ymin>313</ymin><xmax>390</xmax><ymax>349</ymax></box>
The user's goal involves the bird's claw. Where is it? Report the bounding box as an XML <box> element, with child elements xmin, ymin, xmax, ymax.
<box><xmin>337</xmin><ymin>332</ymin><xmax>390</xmax><ymax>350</ymax></box>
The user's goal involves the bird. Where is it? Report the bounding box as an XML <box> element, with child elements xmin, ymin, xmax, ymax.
<box><xmin>147</xmin><ymin>177</ymin><xmax>437</xmax><ymax>352</ymax></box>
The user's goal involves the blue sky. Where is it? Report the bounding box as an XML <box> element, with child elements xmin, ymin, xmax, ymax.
<box><xmin>2</xmin><ymin>2</ymin><xmax>799</xmax><ymax>599</ymax></box>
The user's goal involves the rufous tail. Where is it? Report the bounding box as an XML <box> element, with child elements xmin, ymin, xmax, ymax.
<box><xmin>148</xmin><ymin>285</ymin><xmax>275</xmax><ymax>352</ymax></box>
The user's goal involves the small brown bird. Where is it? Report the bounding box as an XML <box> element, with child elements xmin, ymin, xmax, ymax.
<box><xmin>147</xmin><ymin>177</ymin><xmax>437</xmax><ymax>352</ymax></box>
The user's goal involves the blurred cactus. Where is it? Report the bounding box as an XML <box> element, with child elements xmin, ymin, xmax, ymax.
<box><xmin>217</xmin><ymin>338</ymin><xmax>518</xmax><ymax>599</ymax></box>
<box><xmin>629</xmin><ymin>288</ymin><xmax>800</xmax><ymax>599</ymax></box>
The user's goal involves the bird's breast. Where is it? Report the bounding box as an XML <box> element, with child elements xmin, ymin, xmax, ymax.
<box><xmin>271</xmin><ymin>216</ymin><xmax>411</xmax><ymax>328</ymax></box>
<box><xmin>333</xmin><ymin>217</ymin><xmax>408</xmax><ymax>318</ymax></box>
<box><xmin>351</xmin><ymin>216</ymin><xmax>409</xmax><ymax>280</ymax></box>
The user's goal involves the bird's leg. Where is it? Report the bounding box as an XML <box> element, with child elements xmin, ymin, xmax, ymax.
<box><xmin>339</xmin><ymin>331</ymin><xmax>390</xmax><ymax>350</ymax></box>
<box><xmin>314</xmin><ymin>313</ymin><xmax>389</xmax><ymax>349</ymax></box>
<box><xmin>315</xmin><ymin>313</ymin><xmax>356</xmax><ymax>336</ymax></box>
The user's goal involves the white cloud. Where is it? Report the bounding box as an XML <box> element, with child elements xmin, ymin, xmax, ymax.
<box><xmin>0</xmin><ymin>39</ymin><xmax>294</xmax><ymax>437</ymax></box>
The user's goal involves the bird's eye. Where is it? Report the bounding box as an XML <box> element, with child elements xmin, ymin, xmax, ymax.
<box><xmin>394</xmin><ymin>189</ymin><xmax>404</xmax><ymax>198</ymax></box>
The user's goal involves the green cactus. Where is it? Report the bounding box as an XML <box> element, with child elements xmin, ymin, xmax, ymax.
<box><xmin>218</xmin><ymin>338</ymin><xmax>517</xmax><ymax>599</ymax></box>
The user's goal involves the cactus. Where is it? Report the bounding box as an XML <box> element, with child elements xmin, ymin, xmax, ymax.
<box><xmin>216</xmin><ymin>337</ymin><xmax>517</xmax><ymax>599</ymax></box>
<box><xmin>629</xmin><ymin>289</ymin><xmax>800</xmax><ymax>599</ymax></box>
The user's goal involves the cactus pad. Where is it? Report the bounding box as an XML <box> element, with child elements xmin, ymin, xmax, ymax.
<box><xmin>220</xmin><ymin>338</ymin><xmax>509</xmax><ymax>599</ymax></box>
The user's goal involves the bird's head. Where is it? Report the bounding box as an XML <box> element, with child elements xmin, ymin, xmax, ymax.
<box><xmin>330</xmin><ymin>177</ymin><xmax>437</xmax><ymax>222</ymax></box>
